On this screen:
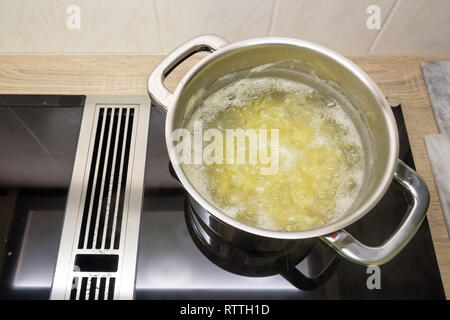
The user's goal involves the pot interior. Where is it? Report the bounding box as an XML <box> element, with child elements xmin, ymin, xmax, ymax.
<box><xmin>170</xmin><ymin>40</ymin><xmax>398</xmax><ymax>231</ymax></box>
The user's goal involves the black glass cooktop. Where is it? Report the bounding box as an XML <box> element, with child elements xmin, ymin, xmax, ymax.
<box><xmin>0</xmin><ymin>95</ymin><xmax>445</xmax><ymax>299</ymax></box>
<box><xmin>136</xmin><ymin>104</ymin><xmax>445</xmax><ymax>299</ymax></box>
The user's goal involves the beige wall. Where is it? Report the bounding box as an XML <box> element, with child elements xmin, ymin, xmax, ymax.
<box><xmin>0</xmin><ymin>0</ymin><xmax>449</xmax><ymax>56</ymax></box>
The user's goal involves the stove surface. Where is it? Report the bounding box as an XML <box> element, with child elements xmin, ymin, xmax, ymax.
<box><xmin>0</xmin><ymin>95</ymin><xmax>445</xmax><ymax>299</ymax></box>
<box><xmin>136</xmin><ymin>105</ymin><xmax>445</xmax><ymax>299</ymax></box>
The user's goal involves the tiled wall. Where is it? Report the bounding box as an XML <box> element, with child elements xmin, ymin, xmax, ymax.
<box><xmin>0</xmin><ymin>0</ymin><xmax>449</xmax><ymax>56</ymax></box>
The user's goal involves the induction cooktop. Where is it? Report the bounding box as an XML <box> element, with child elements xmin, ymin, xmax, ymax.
<box><xmin>0</xmin><ymin>95</ymin><xmax>445</xmax><ymax>299</ymax></box>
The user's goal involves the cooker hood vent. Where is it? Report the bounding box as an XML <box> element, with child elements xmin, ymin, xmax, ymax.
<box><xmin>51</xmin><ymin>96</ymin><xmax>150</xmax><ymax>300</ymax></box>
<box><xmin>77</xmin><ymin>107</ymin><xmax>134</xmax><ymax>251</ymax></box>
<box><xmin>70</xmin><ymin>276</ymin><xmax>115</xmax><ymax>300</ymax></box>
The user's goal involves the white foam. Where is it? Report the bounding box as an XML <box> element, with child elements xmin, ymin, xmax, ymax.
<box><xmin>255</xmin><ymin>208</ymin><xmax>277</xmax><ymax>231</ymax></box>
<box><xmin>185</xmin><ymin>77</ymin><xmax>312</xmax><ymax>131</ymax></box>
<box><xmin>182</xmin><ymin>77</ymin><xmax>365</xmax><ymax>231</ymax></box>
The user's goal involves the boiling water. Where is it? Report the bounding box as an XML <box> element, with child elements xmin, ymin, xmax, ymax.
<box><xmin>181</xmin><ymin>77</ymin><xmax>364</xmax><ymax>231</ymax></box>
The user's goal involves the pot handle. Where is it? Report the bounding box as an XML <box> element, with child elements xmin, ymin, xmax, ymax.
<box><xmin>321</xmin><ymin>159</ymin><xmax>429</xmax><ymax>266</ymax></box>
<box><xmin>148</xmin><ymin>34</ymin><xmax>229</xmax><ymax>114</ymax></box>
<box><xmin>281</xmin><ymin>250</ymin><xmax>339</xmax><ymax>290</ymax></box>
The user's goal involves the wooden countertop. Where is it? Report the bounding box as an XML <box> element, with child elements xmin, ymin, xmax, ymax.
<box><xmin>0</xmin><ymin>55</ymin><xmax>449</xmax><ymax>298</ymax></box>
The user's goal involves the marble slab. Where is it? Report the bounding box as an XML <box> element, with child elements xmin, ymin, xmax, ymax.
<box><xmin>422</xmin><ymin>61</ymin><xmax>450</xmax><ymax>237</ymax></box>
<box><xmin>425</xmin><ymin>134</ymin><xmax>450</xmax><ymax>238</ymax></box>
<box><xmin>422</xmin><ymin>61</ymin><xmax>450</xmax><ymax>134</ymax></box>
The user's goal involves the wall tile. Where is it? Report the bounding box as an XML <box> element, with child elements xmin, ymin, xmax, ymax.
<box><xmin>0</xmin><ymin>0</ymin><xmax>449</xmax><ymax>56</ymax></box>
<box><xmin>0</xmin><ymin>1</ymin><xmax>61</xmax><ymax>52</ymax></box>
<box><xmin>155</xmin><ymin>0</ymin><xmax>274</xmax><ymax>52</ymax></box>
<box><xmin>57</xmin><ymin>0</ymin><xmax>162</xmax><ymax>53</ymax></box>
<box><xmin>0</xmin><ymin>0</ymin><xmax>162</xmax><ymax>53</ymax></box>
<box><xmin>370</xmin><ymin>0</ymin><xmax>450</xmax><ymax>56</ymax></box>
<box><xmin>270</xmin><ymin>0</ymin><xmax>396</xmax><ymax>55</ymax></box>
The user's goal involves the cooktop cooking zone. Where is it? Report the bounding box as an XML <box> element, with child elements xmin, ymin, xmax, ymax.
<box><xmin>0</xmin><ymin>94</ymin><xmax>445</xmax><ymax>299</ymax></box>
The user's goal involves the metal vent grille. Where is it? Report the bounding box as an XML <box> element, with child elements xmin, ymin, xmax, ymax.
<box><xmin>77</xmin><ymin>107</ymin><xmax>134</xmax><ymax>250</ymax></box>
<box><xmin>51</xmin><ymin>96</ymin><xmax>150</xmax><ymax>300</ymax></box>
<box><xmin>70</xmin><ymin>276</ymin><xmax>115</xmax><ymax>300</ymax></box>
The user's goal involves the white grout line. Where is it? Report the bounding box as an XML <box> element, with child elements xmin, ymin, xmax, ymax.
<box><xmin>368</xmin><ymin>0</ymin><xmax>402</xmax><ymax>54</ymax></box>
<box><xmin>152</xmin><ymin>0</ymin><xmax>165</xmax><ymax>53</ymax></box>
<box><xmin>267</xmin><ymin>0</ymin><xmax>278</xmax><ymax>36</ymax></box>
<box><xmin>36</xmin><ymin>0</ymin><xmax>64</xmax><ymax>53</ymax></box>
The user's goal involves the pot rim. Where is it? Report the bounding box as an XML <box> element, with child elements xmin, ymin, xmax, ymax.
<box><xmin>165</xmin><ymin>37</ymin><xmax>399</xmax><ymax>239</ymax></box>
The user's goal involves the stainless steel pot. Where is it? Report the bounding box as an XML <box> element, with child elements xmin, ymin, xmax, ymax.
<box><xmin>148</xmin><ymin>35</ymin><xmax>429</xmax><ymax>266</ymax></box>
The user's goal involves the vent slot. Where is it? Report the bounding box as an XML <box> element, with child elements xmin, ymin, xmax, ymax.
<box><xmin>69</xmin><ymin>276</ymin><xmax>115</xmax><ymax>300</ymax></box>
<box><xmin>70</xmin><ymin>277</ymin><xmax>78</xmax><ymax>300</ymax></box>
<box><xmin>98</xmin><ymin>278</ymin><xmax>107</xmax><ymax>300</ymax></box>
<box><xmin>79</xmin><ymin>277</ymin><xmax>88</xmax><ymax>300</ymax></box>
<box><xmin>89</xmin><ymin>277</ymin><xmax>98</xmax><ymax>300</ymax></box>
<box><xmin>77</xmin><ymin>108</ymin><xmax>134</xmax><ymax>250</ymax></box>
<box><xmin>75</xmin><ymin>254</ymin><xmax>119</xmax><ymax>272</ymax></box>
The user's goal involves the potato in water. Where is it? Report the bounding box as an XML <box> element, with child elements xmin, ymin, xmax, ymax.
<box><xmin>181</xmin><ymin>77</ymin><xmax>364</xmax><ymax>231</ymax></box>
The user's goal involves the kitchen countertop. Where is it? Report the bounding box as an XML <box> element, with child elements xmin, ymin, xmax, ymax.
<box><xmin>0</xmin><ymin>55</ymin><xmax>449</xmax><ymax>298</ymax></box>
